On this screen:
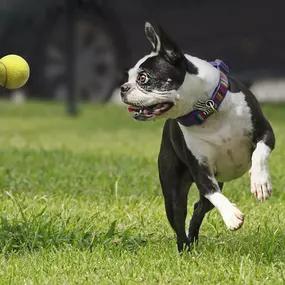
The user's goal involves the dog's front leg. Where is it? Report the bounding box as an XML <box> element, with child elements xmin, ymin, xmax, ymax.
<box><xmin>250</xmin><ymin>124</ymin><xmax>275</xmax><ymax>201</ymax></box>
<box><xmin>194</xmin><ymin>168</ymin><xmax>244</xmax><ymax>231</ymax></box>
<box><xmin>158</xmin><ymin>129</ymin><xmax>193</xmax><ymax>252</ymax></box>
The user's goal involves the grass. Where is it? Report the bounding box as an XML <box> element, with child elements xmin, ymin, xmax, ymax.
<box><xmin>0</xmin><ymin>101</ymin><xmax>284</xmax><ymax>284</ymax></box>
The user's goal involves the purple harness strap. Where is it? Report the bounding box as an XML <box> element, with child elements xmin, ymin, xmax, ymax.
<box><xmin>177</xmin><ymin>59</ymin><xmax>229</xmax><ymax>127</ymax></box>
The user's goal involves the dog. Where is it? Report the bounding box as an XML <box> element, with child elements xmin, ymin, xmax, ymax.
<box><xmin>120</xmin><ymin>22</ymin><xmax>275</xmax><ymax>252</ymax></box>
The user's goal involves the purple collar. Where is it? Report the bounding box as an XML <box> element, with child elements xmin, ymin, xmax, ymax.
<box><xmin>177</xmin><ymin>59</ymin><xmax>229</xmax><ymax>127</ymax></box>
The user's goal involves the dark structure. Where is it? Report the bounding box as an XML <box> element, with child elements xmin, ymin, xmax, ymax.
<box><xmin>0</xmin><ymin>0</ymin><xmax>284</xmax><ymax>102</ymax></box>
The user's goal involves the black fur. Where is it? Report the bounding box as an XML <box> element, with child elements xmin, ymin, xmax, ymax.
<box><xmin>121</xmin><ymin>23</ymin><xmax>197</xmax><ymax>96</ymax></box>
<box><xmin>155</xmin><ymin>25</ymin><xmax>198</xmax><ymax>74</ymax></box>
<box><xmin>139</xmin><ymin>55</ymin><xmax>187</xmax><ymax>91</ymax></box>
<box><xmin>229</xmin><ymin>77</ymin><xmax>275</xmax><ymax>150</ymax></box>
<box><xmin>158</xmin><ymin>79</ymin><xmax>275</xmax><ymax>252</ymax></box>
<box><xmin>159</xmin><ymin>119</ymin><xmax>224</xmax><ymax>252</ymax></box>
<box><xmin>145</xmin><ymin>22</ymin><xmax>159</xmax><ymax>52</ymax></box>
<box><xmin>121</xmin><ymin>22</ymin><xmax>275</xmax><ymax>252</ymax></box>
<box><xmin>137</xmin><ymin>24</ymin><xmax>198</xmax><ymax>92</ymax></box>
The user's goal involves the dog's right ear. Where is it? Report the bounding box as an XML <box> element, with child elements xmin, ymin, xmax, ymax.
<box><xmin>144</xmin><ymin>22</ymin><xmax>161</xmax><ymax>53</ymax></box>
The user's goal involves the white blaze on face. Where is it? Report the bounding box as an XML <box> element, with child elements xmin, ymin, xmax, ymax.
<box><xmin>124</xmin><ymin>52</ymin><xmax>181</xmax><ymax>115</ymax></box>
<box><xmin>124</xmin><ymin>52</ymin><xmax>221</xmax><ymax>120</ymax></box>
<box><xmin>128</xmin><ymin>52</ymin><xmax>158</xmax><ymax>85</ymax></box>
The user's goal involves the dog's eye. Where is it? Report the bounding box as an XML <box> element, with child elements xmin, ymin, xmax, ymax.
<box><xmin>137</xmin><ymin>73</ymin><xmax>149</xmax><ymax>84</ymax></box>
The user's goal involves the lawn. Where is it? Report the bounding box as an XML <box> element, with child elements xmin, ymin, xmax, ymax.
<box><xmin>0</xmin><ymin>101</ymin><xmax>284</xmax><ymax>285</ymax></box>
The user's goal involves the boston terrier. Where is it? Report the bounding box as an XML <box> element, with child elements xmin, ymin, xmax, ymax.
<box><xmin>120</xmin><ymin>22</ymin><xmax>275</xmax><ymax>252</ymax></box>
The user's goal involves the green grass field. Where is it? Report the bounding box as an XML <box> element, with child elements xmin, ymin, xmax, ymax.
<box><xmin>0</xmin><ymin>101</ymin><xmax>284</xmax><ymax>284</ymax></box>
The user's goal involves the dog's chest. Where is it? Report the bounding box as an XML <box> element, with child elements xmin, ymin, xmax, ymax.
<box><xmin>178</xmin><ymin>93</ymin><xmax>253</xmax><ymax>182</ymax></box>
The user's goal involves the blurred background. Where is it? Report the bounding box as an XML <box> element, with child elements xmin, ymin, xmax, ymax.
<box><xmin>0</xmin><ymin>0</ymin><xmax>284</xmax><ymax>111</ymax></box>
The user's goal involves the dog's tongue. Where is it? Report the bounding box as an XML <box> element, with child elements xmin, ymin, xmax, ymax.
<box><xmin>128</xmin><ymin>106</ymin><xmax>135</xmax><ymax>112</ymax></box>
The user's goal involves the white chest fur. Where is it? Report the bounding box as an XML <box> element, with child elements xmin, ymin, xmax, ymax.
<box><xmin>179</xmin><ymin>91</ymin><xmax>254</xmax><ymax>182</ymax></box>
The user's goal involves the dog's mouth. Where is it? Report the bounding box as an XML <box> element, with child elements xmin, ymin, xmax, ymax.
<box><xmin>127</xmin><ymin>102</ymin><xmax>174</xmax><ymax>121</ymax></box>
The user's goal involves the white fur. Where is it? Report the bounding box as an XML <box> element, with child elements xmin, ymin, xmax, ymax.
<box><xmin>178</xmin><ymin>56</ymin><xmax>253</xmax><ymax>182</ymax></box>
<box><xmin>176</xmin><ymin>56</ymin><xmax>251</xmax><ymax>231</ymax></box>
<box><xmin>165</xmin><ymin>55</ymin><xmax>222</xmax><ymax>118</ymax></box>
<box><xmin>126</xmin><ymin>50</ymin><xmax>271</xmax><ymax>234</ymax></box>
<box><xmin>250</xmin><ymin>141</ymin><xmax>272</xmax><ymax>201</ymax></box>
<box><xmin>185</xmin><ymin>55</ymin><xmax>220</xmax><ymax>96</ymax></box>
<box><xmin>205</xmin><ymin>192</ymin><xmax>244</xmax><ymax>230</ymax></box>
<box><xmin>126</xmin><ymin>53</ymin><xmax>255</xmax><ymax>182</ymax></box>
<box><xmin>125</xmin><ymin>52</ymin><xmax>183</xmax><ymax>110</ymax></box>
<box><xmin>128</xmin><ymin>52</ymin><xmax>158</xmax><ymax>83</ymax></box>
<box><xmin>125</xmin><ymin>54</ymin><xmax>212</xmax><ymax>119</ymax></box>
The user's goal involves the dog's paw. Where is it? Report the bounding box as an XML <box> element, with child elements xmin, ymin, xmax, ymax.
<box><xmin>223</xmin><ymin>205</ymin><xmax>244</xmax><ymax>231</ymax></box>
<box><xmin>250</xmin><ymin>169</ymin><xmax>272</xmax><ymax>201</ymax></box>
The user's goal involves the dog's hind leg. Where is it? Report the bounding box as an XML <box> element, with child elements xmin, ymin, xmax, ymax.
<box><xmin>158</xmin><ymin>126</ymin><xmax>193</xmax><ymax>252</ymax></box>
<box><xmin>188</xmin><ymin>183</ymin><xmax>223</xmax><ymax>245</ymax></box>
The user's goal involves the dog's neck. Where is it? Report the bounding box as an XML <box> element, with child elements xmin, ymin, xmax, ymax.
<box><xmin>171</xmin><ymin>55</ymin><xmax>221</xmax><ymax>118</ymax></box>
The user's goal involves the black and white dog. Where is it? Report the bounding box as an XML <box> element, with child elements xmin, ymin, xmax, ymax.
<box><xmin>120</xmin><ymin>22</ymin><xmax>275</xmax><ymax>252</ymax></box>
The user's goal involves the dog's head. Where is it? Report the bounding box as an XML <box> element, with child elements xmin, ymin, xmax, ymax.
<box><xmin>120</xmin><ymin>22</ymin><xmax>204</xmax><ymax>121</ymax></box>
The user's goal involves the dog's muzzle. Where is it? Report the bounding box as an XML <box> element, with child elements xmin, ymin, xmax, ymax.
<box><xmin>127</xmin><ymin>102</ymin><xmax>174</xmax><ymax>121</ymax></box>
<box><xmin>120</xmin><ymin>83</ymin><xmax>131</xmax><ymax>98</ymax></box>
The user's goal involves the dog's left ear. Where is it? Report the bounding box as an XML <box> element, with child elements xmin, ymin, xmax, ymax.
<box><xmin>145</xmin><ymin>22</ymin><xmax>161</xmax><ymax>52</ymax></box>
<box><xmin>144</xmin><ymin>23</ymin><xmax>186</xmax><ymax>66</ymax></box>
<box><xmin>157</xmin><ymin>25</ymin><xmax>184</xmax><ymax>65</ymax></box>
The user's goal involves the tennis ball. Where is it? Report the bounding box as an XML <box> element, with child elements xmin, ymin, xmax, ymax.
<box><xmin>0</xmin><ymin>54</ymin><xmax>30</xmax><ymax>89</ymax></box>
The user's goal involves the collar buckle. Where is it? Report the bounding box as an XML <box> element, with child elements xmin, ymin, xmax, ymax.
<box><xmin>177</xmin><ymin>59</ymin><xmax>229</xmax><ymax>127</ymax></box>
<box><xmin>193</xmin><ymin>99</ymin><xmax>218</xmax><ymax>115</ymax></box>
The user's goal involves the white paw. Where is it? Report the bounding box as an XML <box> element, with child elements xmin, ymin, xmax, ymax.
<box><xmin>223</xmin><ymin>205</ymin><xmax>244</xmax><ymax>231</ymax></box>
<box><xmin>250</xmin><ymin>169</ymin><xmax>272</xmax><ymax>201</ymax></box>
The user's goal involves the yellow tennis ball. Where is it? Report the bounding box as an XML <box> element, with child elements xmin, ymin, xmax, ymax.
<box><xmin>0</xmin><ymin>54</ymin><xmax>30</xmax><ymax>89</ymax></box>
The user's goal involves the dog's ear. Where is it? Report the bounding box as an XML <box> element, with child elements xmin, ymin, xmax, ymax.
<box><xmin>157</xmin><ymin>25</ymin><xmax>184</xmax><ymax>65</ymax></box>
<box><xmin>145</xmin><ymin>22</ymin><xmax>161</xmax><ymax>52</ymax></box>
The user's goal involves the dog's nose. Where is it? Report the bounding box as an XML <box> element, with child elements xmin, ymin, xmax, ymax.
<box><xmin>120</xmin><ymin>83</ymin><xmax>131</xmax><ymax>97</ymax></box>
